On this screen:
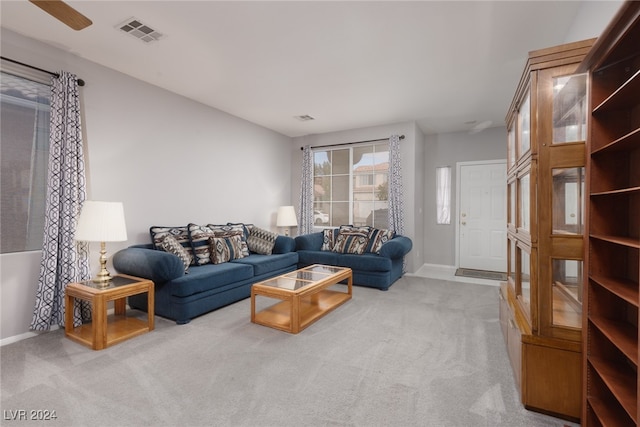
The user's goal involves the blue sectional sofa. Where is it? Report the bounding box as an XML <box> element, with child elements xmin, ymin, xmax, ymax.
<box><xmin>294</xmin><ymin>228</ymin><xmax>412</xmax><ymax>290</ymax></box>
<box><xmin>113</xmin><ymin>228</ymin><xmax>298</xmax><ymax>324</ymax></box>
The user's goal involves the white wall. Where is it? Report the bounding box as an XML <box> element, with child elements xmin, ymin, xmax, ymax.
<box><xmin>1</xmin><ymin>29</ymin><xmax>293</xmax><ymax>342</ymax></box>
<box><xmin>565</xmin><ymin>1</ymin><xmax>623</xmax><ymax>43</ymax></box>
<box><xmin>291</xmin><ymin>121</ymin><xmax>425</xmax><ymax>273</ymax></box>
<box><xmin>422</xmin><ymin>127</ymin><xmax>506</xmax><ymax>267</ymax></box>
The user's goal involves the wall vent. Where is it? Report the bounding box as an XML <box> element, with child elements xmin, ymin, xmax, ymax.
<box><xmin>294</xmin><ymin>115</ymin><xmax>315</xmax><ymax>121</ymax></box>
<box><xmin>117</xmin><ymin>18</ymin><xmax>163</xmax><ymax>43</ymax></box>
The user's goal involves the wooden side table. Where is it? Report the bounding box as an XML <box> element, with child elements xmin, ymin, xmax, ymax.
<box><xmin>65</xmin><ymin>274</ymin><xmax>154</xmax><ymax>350</ymax></box>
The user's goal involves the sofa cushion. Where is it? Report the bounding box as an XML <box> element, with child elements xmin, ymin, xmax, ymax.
<box><xmin>295</xmin><ymin>232</ymin><xmax>324</xmax><ymax>251</ymax></box>
<box><xmin>233</xmin><ymin>252</ymin><xmax>299</xmax><ymax>276</ymax></box>
<box><xmin>188</xmin><ymin>223</ymin><xmax>217</xmax><ymax>266</ymax></box>
<box><xmin>246</xmin><ymin>226</ymin><xmax>278</xmax><ymax>255</ymax></box>
<box><xmin>321</xmin><ymin>229</ymin><xmax>336</xmax><ymax>251</ymax></box>
<box><xmin>113</xmin><ymin>247</ymin><xmax>185</xmax><ymax>284</ymax></box>
<box><xmin>169</xmin><ymin>262</ymin><xmax>254</xmax><ymax>297</ymax></box>
<box><xmin>273</xmin><ymin>235</ymin><xmax>296</xmax><ymax>254</ymax></box>
<box><xmin>208</xmin><ymin>224</ymin><xmax>250</xmax><ymax>257</ymax></box>
<box><xmin>332</xmin><ymin>226</ymin><xmax>371</xmax><ymax>254</ymax></box>
<box><xmin>296</xmin><ymin>249</ymin><xmax>340</xmax><ymax>267</ymax></box>
<box><xmin>366</xmin><ymin>228</ymin><xmax>396</xmax><ymax>254</ymax></box>
<box><xmin>337</xmin><ymin>253</ymin><xmax>392</xmax><ymax>272</ymax></box>
<box><xmin>159</xmin><ymin>235</ymin><xmax>191</xmax><ymax>272</ymax></box>
<box><xmin>209</xmin><ymin>235</ymin><xmax>245</xmax><ymax>264</ymax></box>
<box><xmin>149</xmin><ymin>225</ymin><xmax>194</xmax><ymax>265</ymax></box>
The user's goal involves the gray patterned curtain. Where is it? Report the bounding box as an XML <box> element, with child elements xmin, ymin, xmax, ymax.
<box><xmin>388</xmin><ymin>134</ymin><xmax>405</xmax><ymax>235</ymax></box>
<box><xmin>31</xmin><ymin>71</ymin><xmax>90</xmax><ymax>331</ymax></box>
<box><xmin>298</xmin><ymin>145</ymin><xmax>314</xmax><ymax>235</ymax></box>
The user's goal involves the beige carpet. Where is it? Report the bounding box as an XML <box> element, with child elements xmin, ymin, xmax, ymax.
<box><xmin>1</xmin><ymin>275</ymin><xmax>577</xmax><ymax>427</ymax></box>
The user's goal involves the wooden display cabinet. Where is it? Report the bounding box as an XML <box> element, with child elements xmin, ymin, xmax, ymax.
<box><xmin>578</xmin><ymin>2</ymin><xmax>640</xmax><ymax>425</ymax></box>
<box><xmin>502</xmin><ymin>38</ymin><xmax>595</xmax><ymax>421</ymax></box>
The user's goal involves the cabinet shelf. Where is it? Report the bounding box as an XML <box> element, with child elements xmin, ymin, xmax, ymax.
<box><xmin>588</xmin><ymin>396</ymin><xmax>636</xmax><ymax>427</ymax></box>
<box><xmin>590</xmin><ymin>234</ymin><xmax>640</xmax><ymax>249</ymax></box>
<box><xmin>588</xmin><ymin>357</ymin><xmax>638</xmax><ymax>423</ymax></box>
<box><xmin>591</xmin><ymin>186</ymin><xmax>640</xmax><ymax>197</ymax></box>
<box><xmin>590</xmin><ymin>274</ymin><xmax>640</xmax><ymax>307</ymax></box>
<box><xmin>593</xmin><ymin>69</ymin><xmax>640</xmax><ymax>114</ymax></box>
<box><xmin>592</xmin><ymin>127</ymin><xmax>640</xmax><ymax>155</ymax></box>
<box><xmin>589</xmin><ymin>316</ymin><xmax>638</xmax><ymax>363</ymax></box>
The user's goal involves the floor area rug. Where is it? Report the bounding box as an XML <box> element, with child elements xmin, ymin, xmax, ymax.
<box><xmin>455</xmin><ymin>268</ymin><xmax>507</xmax><ymax>281</ymax></box>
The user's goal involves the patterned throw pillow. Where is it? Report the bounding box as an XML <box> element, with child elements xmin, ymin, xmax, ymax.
<box><xmin>208</xmin><ymin>224</ymin><xmax>250</xmax><ymax>257</ymax></box>
<box><xmin>320</xmin><ymin>229</ymin><xmax>336</xmax><ymax>251</ymax></box>
<box><xmin>208</xmin><ymin>235</ymin><xmax>245</xmax><ymax>264</ymax></box>
<box><xmin>159</xmin><ymin>235</ymin><xmax>190</xmax><ymax>273</ymax></box>
<box><xmin>149</xmin><ymin>226</ymin><xmax>194</xmax><ymax>265</ymax></box>
<box><xmin>188</xmin><ymin>223</ymin><xmax>217</xmax><ymax>266</ymax></box>
<box><xmin>332</xmin><ymin>225</ymin><xmax>371</xmax><ymax>254</ymax></box>
<box><xmin>247</xmin><ymin>226</ymin><xmax>278</xmax><ymax>255</ymax></box>
<box><xmin>366</xmin><ymin>228</ymin><xmax>395</xmax><ymax>254</ymax></box>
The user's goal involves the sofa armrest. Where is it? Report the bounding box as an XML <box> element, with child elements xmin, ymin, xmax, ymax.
<box><xmin>379</xmin><ymin>236</ymin><xmax>412</xmax><ymax>259</ymax></box>
<box><xmin>295</xmin><ymin>232</ymin><xmax>324</xmax><ymax>251</ymax></box>
<box><xmin>272</xmin><ymin>235</ymin><xmax>295</xmax><ymax>254</ymax></box>
<box><xmin>113</xmin><ymin>247</ymin><xmax>184</xmax><ymax>283</ymax></box>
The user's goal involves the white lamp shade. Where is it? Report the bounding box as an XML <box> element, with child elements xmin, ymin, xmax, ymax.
<box><xmin>75</xmin><ymin>201</ymin><xmax>128</xmax><ymax>242</ymax></box>
<box><xmin>276</xmin><ymin>206</ymin><xmax>298</xmax><ymax>227</ymax></box>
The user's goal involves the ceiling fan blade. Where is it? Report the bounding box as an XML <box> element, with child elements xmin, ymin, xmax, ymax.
<box><xmin>29</xmin><ymin>0</ymin><xmax>92</xmax><ymax>31</ymax></box>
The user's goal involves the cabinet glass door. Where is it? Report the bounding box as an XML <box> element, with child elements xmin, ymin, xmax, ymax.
<box><xmin>552</xmin><ymin>73</ymin><xmax>587</xmax><ymax>144</ymax></box>
<box><xmin>508</xmin><ymin>126</ymin><xmax>516</xmax><ymax>169</ymax></box>
<box><xmin>518</xmin><ymin>246</ymin><xmax>531</xmax><ymax>315</ymax></box>
<box><xmin>508</xmin><ymin>180</ymin><xmax>516</xmax><ymax>228</ymax></box>
<box><xmin>518</xmin><ymin>92</ymin><xmax>531</xmax><ymax>156</ymax></box>
<box><xmin>518</xmin><ymin>172</ymin><xmax>530</xmax><ymax>232</ymax></box>
<box><xmin>552</xmin><ymin>167</ymin><xmax>584</xmax><ymax>235</ymax></box>
<box><xmin>551</xmin><ymin>259</ymin><xmax>582</xmax><ymax>328</ymax></box>
<box><xmin>508</xmin><ymin>238</ymin><xmax>516</xmax><ymax>285</ymax></box>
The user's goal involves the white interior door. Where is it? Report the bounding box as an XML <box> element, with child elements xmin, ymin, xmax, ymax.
<box><xmin>457</xmin><ymin>160</ymin><xmax>507</xmax><ymax>272</ymax></box>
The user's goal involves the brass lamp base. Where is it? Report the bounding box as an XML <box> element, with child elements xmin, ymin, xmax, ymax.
<box><xmin>92</xmin><ymin>241</ymin><xmax>113</xmax><ymax>287</ymax></box>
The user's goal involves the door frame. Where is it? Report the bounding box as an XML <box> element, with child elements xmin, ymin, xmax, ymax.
<box><xmin>454</xmin><ymin>159</ymin><xmax>507</xmax><ymax>270</ymax></box>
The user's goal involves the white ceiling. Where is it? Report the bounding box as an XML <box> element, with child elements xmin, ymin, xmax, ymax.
<box><xmin>1</xmin><ymin>1</ymin><xmax>590</xmax><ymax>137</ymax></box>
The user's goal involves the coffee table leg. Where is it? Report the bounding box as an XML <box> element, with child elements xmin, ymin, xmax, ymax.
<box><xmin>291</xmin><ymin>296</ymin><xmax>300</xmax><ymax>333</ymax></box>
<box><xmin>251</xmin><ymin>288</ymin><xmax>256</xmax><ymax>323</ymax></box>
<box><xmin>147</xmin><ymin>284</ymin><xmax>155</xmax><ymax>331</ymax></box>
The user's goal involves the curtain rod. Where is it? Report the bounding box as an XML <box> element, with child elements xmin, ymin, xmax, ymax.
<box><xmin>1</xmin><ymin>56</ymin><xmax>85</xmax><ymax>87</ymax></box>
<box><xmin>300</xmin><ymin>134</ymin><xmax>405</xmax><ymax>150</ymax></box>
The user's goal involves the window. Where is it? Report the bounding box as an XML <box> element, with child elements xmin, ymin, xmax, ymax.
<box><xmin>1</xmin><ymin>71</ymin><xmax>51</xmax><ymax>253</ymax></box>
<box><xmin>313</xmin><ymin>143</ymin><xmax>389</xmax><ymax>229</ymax></box>
<box><xmin>435</xmin><ymin>166</ymin><xmax>451</xmax><ymax>224</ymax></box>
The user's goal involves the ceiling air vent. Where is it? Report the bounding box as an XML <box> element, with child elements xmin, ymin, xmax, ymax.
<box><xmin>117</xmin><ymin>18</ymin><xmax>163</xmax><ymax>43</ymax></box>
<box><xmin>294</xmin><ymin>115</ymin><xmax>315</xmax><ymax>121</ymax></box>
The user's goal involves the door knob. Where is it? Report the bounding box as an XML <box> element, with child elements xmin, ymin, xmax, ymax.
<box><xmin>461</xmin><ymin>221</ymin><xmax>467</xmax><ymax>226</ymax></box>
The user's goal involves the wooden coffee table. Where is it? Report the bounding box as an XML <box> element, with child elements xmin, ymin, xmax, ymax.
<box><xmin>251</xmin><ymin>264</ymin><xmax>352</xmax><ymax>333</ymax></box>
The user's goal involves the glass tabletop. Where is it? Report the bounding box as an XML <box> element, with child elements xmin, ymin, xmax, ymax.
<box><xmin>258</xmin><ymin>265</ymin><xmax>347</xmax><ymax>291</ymax></box>
<box><xmin>78</xmin><ymin>275</ymin><xmax>140</xmax><ymax>290</ymax></box>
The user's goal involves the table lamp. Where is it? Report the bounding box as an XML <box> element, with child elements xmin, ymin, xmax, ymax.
<box><xmin>276</xmin><ymin>206</ymin><xmax>297</xmax><ymax>236</ymax></box>
<box><xmin>75</xmin><ymin>201</ymin><xmax>128</xmax><ymax>285</ymax></box>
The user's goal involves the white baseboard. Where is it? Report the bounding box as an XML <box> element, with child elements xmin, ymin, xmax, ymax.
<box><xmin>0</xmin><ymin>326</ymin><xmax>59</xmax><ymax>347</ymax></box>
